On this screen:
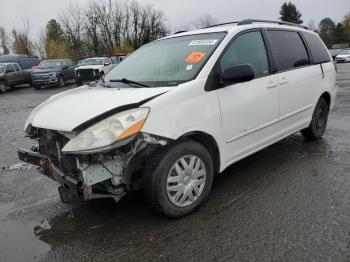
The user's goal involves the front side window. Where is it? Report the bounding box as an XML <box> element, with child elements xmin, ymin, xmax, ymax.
<box><xmin>220</xmin><ymin>31</ymin><xmax>270</xmax><ymax>78</ymax></box>
<box><xmin>105</xmin><ymin>32</ymin><xmax>227</xmax><ymax>87</ymax></box>
<box><xmin>268</xmin><ymin>30</ymin><xmax>309</xmax><ymax>71</ymax></box>
<box><xmin>13</xmin><ymin>64</ymin><xmax>20</xmax><ymax>71</ymax></box>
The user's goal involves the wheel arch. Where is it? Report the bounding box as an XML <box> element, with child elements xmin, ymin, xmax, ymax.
<box><xmin>178</xmin><ymin>131</ymin><xmax>221</xmax><ymax>175</ymax></box>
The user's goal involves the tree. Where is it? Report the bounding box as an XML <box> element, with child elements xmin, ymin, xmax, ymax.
<box><xmin>0</xmin><ymin>27</ymin><xmax>10</xmax><ymax>54</ymax></box>
<box><xmin>318</xmin><ymin>18</ymin><xmax>336</xmax><ymax>48</ymax></box>
<box><xmin>60</xmin><ymin>2</ymin><xmax>86</xmax><ymax>61</ymax></box>
<box><xmin>307</xmin><ymin>19</ymin><xmax>317</xmax><ymax>32</ymax></box>
<box><xmin>334</xmin><ymin>23</ymin><xmax>346</xmax><ymax>44</ymax></box>
<box><xmin>343</xmin><ymin>12</ymin><xmax>350</xmax><ymax>43</ymax></box>
<box><xmin>192</xmin><ymin>14</ymin><xmax>218</xmax><ymax>29</ymax></box>
<box><xmin>12</xmin><ymin>19</ymin><xmax>34</xmax><ymax>55</ymax></box>
<box><xmin>43</xmin><ymin>19</ymin><xmax>70</xmax><ymax>59</ymax></box>
<box><xmin>279</xmin><ymin>1</ymin><xmax>303</xmax><ymax>24</ymax></box>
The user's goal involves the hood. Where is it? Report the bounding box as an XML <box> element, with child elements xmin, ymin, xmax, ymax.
<box><xmin>336</xmin><ymin>54</ymin><xmax>350</xmax><ymax>58</ymax></box>
<box><xmin>32</xmin><ymin>68</ymin><xmax>61</xmax><ymax>74</ymax></box>
<box><xmin>76</xmin><ymin>65</ymin><xmax>103</xmax><ymax>71</ymax></box>
<box><xmin>26</xmin><ymin>84</ymin><xmax>173</xmax><ymax>132</ymax></box>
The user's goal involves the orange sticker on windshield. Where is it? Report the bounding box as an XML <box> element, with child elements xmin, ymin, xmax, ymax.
<box><xmin>185</xmin><ymin>52</ymin><xmax>207</xmax><ymax>63</ymax></box>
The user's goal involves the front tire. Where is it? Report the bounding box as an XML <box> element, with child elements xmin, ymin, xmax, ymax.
<box><xmin>57</xmin><ymin>75</ymin><xmax>64</xmax><ymax>88</ymax></box>
<box><xmin>143</xmin><ymin>140</ymin><xmax>214</xmax><ymax>218</ymax></box>
<box><xmin>301</xmin><ymin>97</ymin><xmax>329</xmax><ymax>140</ymax></box>
<box><xmin>0</xmin><ymin>81</ymin><xmax>7</xmax><ymax>93</ymax></box>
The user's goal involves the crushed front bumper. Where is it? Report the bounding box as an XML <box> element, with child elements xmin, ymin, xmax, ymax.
<box><xmin>18</xmin><ymin>148</ymin><xmax>83</xmax><ymax>203</ymax></box>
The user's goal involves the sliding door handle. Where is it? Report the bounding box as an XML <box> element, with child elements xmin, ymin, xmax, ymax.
<box><xmin>267</xmin><ymin>81</ymin><xmax>278</xmax><ymax>88</ymax></box>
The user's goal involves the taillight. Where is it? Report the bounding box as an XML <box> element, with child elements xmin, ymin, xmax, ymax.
<box><xmin>333</xmin><ymin>61</ymin><xmax>337</xmax><ymax>73</ymax></box>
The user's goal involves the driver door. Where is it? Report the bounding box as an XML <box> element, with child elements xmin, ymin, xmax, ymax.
<box><xmin>5</xmin><ymin>64</ymin><xmax>17</xmax><ymax>86</ymax></box>
<box><xmin>217</xmin><ymin>30</ymin><xmax>279</xmax><ymax>164</ymax></box>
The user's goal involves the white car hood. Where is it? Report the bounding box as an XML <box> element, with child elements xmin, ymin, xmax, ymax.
<box><xmin>75</xmin><ymin>65</ymin><xmax>103</xmax><ymax>70</ymax></box>
<box><xmin>336</xmin><ymin>54</ymin><xmax>350</xmax><ymax>58</ymax></box>
<box><xmin>26</xmin><ymin>85</ymin><xmax>173</xmax><ymax>132</ymax></box>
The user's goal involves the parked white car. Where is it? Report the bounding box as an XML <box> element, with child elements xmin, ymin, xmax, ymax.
<box><xmin>335</xmin><ymin>49</ymin><xmax>350</xmax><ymax>63</ymax></box>
<box><xmin>19</xmin><ymin>19</ymin><xmax>337</xmax><ymax>217</ymax></box>
<box><xmin>75</xmin><ymin>57</ymin><xmax>114</xmax><ymax>85</ymax></box>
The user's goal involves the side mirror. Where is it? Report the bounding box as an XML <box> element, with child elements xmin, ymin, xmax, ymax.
<box><xmin>221</xmin><ymin>64</ymin><xmax>255</xmax><ymax>85</ymax></box>
<box><xmin>104</xmin><ymin>62</ymin><xmax>110</xmax><ymax>66</ymax></box>
<box><xmin>62</xmin><ymin>65</ymin><xmax>69</xmax><ymax>70</ymax></box>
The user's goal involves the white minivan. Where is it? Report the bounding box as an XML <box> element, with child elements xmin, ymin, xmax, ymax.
<box><xmin>18</xmin><ymin>20</ymin><xmax>337</xmax><ymax>217</ymax></box>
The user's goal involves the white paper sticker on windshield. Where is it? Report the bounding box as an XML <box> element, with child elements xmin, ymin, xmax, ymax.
<box><xmin>189</xmin><ymin>39</ymin><xmax>218</xmax><ymax>46</ymax></box>
<box><xmin>186</xmin><ymin>64</ymin><xmax>193</xmax><ymax>70</ymax></box>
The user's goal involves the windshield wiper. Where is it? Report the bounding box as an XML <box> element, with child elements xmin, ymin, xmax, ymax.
<box><xmin>109</xmin><ymin>78</ymin><xmax>149</xmax><ymax>87</ymax></box>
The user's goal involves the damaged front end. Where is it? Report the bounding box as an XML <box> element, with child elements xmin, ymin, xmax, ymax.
<box><xmin>18</xmin><ymin>125</ymin><xmax>168</xmax><ymax>205</ymax></box>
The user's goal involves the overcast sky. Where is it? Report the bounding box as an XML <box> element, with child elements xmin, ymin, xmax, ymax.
<box><xmin>0</xmin><ymin>0</ymin><xmax>349</xmax><ymax>40</ymax></box>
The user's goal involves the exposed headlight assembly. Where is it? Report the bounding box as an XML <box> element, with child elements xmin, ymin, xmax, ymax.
<box><xmin>62</xmin><ymin>107</ymin><xmax>149</xmax><ymax>154</ymax></box>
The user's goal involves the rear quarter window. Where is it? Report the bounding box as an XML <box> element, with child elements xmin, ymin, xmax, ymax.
<box><xmin>302</xmin><ymin>32</ymin><xmax>331</xmax><ymax>64</ymax></box>
<box><xmin>267</xmin><ymin>30</ymin><xmax>309</xmax><ymax>72</ymax></box>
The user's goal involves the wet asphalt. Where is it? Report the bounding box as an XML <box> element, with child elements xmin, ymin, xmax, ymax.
<box><xmin>0</xmin><ymin>64</ymin><xmax>350</xmax><ymax>262</ymax></box>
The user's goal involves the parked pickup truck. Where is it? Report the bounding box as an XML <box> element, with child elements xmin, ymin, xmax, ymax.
<box><xmin>32</xmin><ymin>59</ymin><xmax>76</xmax><ymax>89</ymax></box>
<box><xmin>75</xmin><ymin>57</ymin><xmax>114</xmax><ymax>85</ymax></box>
<box><xmin>0</xmin><ymin>63</ymin><xmax>32</xmax><ymax>93</ymax></box>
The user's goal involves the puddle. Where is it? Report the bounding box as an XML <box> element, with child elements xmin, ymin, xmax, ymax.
<box><xmin>0</xmin><ymin>203</ymin><xmax>50</xmax><ymax>262</ymax></box>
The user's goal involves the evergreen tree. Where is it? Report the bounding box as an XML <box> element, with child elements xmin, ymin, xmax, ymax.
<box><xmin>279</xmin><ymin>2</ymin><xmax>303</xmax><ymax>24</ymax></box>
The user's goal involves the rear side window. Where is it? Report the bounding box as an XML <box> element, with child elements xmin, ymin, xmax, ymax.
<box><xmin>302</xmin><ymin>32</ymin><xmax>331</xmax><ymax>64</ymax></box>
<box><xmin>220</xmin><ymin>31</ymin><xmax>270</xmax><ymax>78</ymax></box>
<box><xmin>13</xmin><ymin>64</ymin><xmax>20</xmax><ymax>71</ymax></box>
<box><xmin>268</xmin><ymin>30</ymin><xmax>309</xmax><ymax>71</ymax></box>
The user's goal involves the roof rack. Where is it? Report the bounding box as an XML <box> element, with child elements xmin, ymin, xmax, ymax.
<box><xmin>205</xmin><ymin>19</ymin><xmax>308</xmax><ymax>30</ymax></box>
<box><xmin>238</xmin><ymin>19</ymin><xmax>308</xmax><ymax>29</ymax></box>
<box><xmin>173</xmin><ymin>30</ymin><xmax>187</xmax><ymax>35</ymax></box>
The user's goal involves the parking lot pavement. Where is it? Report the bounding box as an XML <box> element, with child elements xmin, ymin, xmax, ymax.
<box><xmin>0</xmin><ymin>65</ymin><xmax>350</xmax><ymax>262</ymax></box>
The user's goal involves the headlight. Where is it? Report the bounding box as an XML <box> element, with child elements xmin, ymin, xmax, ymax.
<box><xmin>49</xmin><ymin>72</ymin><xmax>57</xmax><ymax>77</ymax></box>
<box><xmin>62</xmin><ymin>107</ymin><xmax>149</xmax><ymax>153</ymax></box>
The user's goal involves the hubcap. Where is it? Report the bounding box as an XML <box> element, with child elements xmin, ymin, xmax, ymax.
<box><xmin>0</xmin><ymin>84</ymin><xmax>6</xmax><ymax>92</ymax></box>
<box><xmin>166</xmin><ymin>155</ymin><xmax>206</xmax><ymax>207</ymax></box>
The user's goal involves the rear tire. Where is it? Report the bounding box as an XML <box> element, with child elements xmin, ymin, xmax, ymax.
<box><xmin>301</xmin><ymin>97</ymin><xmax>329</xmax><ymax>140</ymax></box>
<box><xmin>143</xmin><ymin>140</ymin><xmax>214</xmax><ymax>218</ymax></box>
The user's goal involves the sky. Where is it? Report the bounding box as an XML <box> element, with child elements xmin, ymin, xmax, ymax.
<box><xmin>0</xmin><ymin>0</ymin><xmax>349</xmax><ymax>41</ymax></box>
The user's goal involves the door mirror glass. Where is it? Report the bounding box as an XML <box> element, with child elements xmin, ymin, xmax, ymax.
<box><xmin>221</xmin><ymin>64</ymin><xmax>255</xmax><ymax>85</ymax></box>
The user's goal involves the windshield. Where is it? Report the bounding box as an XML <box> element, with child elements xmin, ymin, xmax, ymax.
<box><xmin>0</xmin><ymin>66</ymin><xmax>4</xmax><ymax>73</ymax></box>
<box><xmin>105</xmin><ymin>32</ymin><xmax>226</xmax><ymax>87</ymax></box>
<box><xmin>339</xmin><ymin>49</ymin><xmax>350</xmax><ymax>55</ymax></box>
<box><xmin>39</xmin><ymin>60</ymin><xmax>63</xmax><ymax>69</ymax></box>
<box><xmin>81</xmin><ymin>58</ymin><xmax>103</xmax><ymax>65</ymax></box>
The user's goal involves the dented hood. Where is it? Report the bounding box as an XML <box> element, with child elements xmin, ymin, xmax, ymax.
<box><xmin>26</xmin><ymin>84</ymin><xmax>173</xmax><ymax>132</ymax></box>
